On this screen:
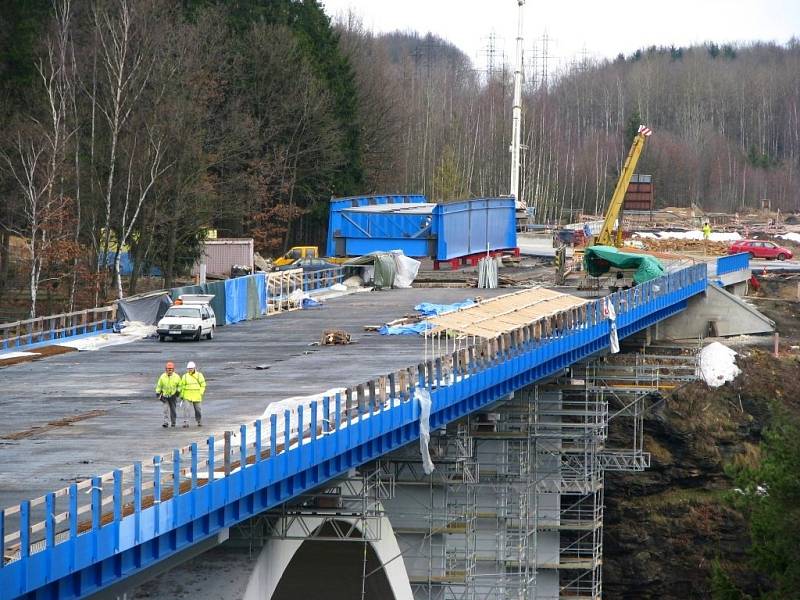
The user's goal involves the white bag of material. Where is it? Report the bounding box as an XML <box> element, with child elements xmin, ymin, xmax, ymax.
<box><xmin>604</xmin><ymin>297</ymin><xmax>619</xmax><ymax>354</ymax></box>
<box><xmin>343</xmin><ymin>275</ymin><xmax>364</xmax><ymax>288</ymax></box>
<box><xmin>416</xmin><ymin>388</ymin><xmax>435</xmax><ymax>475</ymax></box>
<box><xmin>700</xmin><ymin>342</ymin><xmax>741</xmax><ymax>387</ymax></box>
<box><xmin>391</xmin><ymin>251</ymin><xmax>421</xmax><ymax>288</ymax></box>
<box><xmin>330</xmin><ymin>283</ymin><xmax>347</xmax><ymax>292</ymax></box>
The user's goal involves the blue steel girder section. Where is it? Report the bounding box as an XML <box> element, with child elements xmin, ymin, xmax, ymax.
<box><xmin>0</xmin><ymin>265</ymin><xmax>707</xmax><ymax>600</ymax></box>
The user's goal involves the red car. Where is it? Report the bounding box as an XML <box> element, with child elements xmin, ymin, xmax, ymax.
<box><xmin>728</xmin><ymin>239</ymin><xmax>793</xmax><ymax>260</ymax></box>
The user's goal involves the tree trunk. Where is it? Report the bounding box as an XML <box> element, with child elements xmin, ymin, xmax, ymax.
<box><xmin>164</xmin><ymin>222</ymin><xmax>176</xmax><ymax>290</ymax></box>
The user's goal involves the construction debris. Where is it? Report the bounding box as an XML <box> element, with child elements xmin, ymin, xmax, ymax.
<box><xmin>321</xmin><ymin>329</ymin><xmax>352</xmax><ymax>345</ymax></box>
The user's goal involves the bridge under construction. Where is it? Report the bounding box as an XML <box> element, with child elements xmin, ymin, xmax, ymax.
<box><xmin>0</xmin><ymin>254</ymin><xmax>769</xmax><ymax>600</ymax></box>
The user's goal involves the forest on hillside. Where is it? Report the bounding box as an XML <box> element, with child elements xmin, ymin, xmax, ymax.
<box><xmin>1</xmin><ymin>0</ymin><xmax>799</xmax><ymax>316</ymax></box>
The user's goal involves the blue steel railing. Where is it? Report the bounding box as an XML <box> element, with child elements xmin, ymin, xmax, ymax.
<box><xmin>0</xmin><ymin>263</ymin><xmax>707</xmax><ymax>599</ymax></box>
<box><xmin>716</xmin><ymin>252</ymin><xmax>750</xmax><ymax>276</ymax></box>
<box><xmin>0</xmin><ymin>307</ymin><xmax>116</xmax><ymax>353</ymax></box>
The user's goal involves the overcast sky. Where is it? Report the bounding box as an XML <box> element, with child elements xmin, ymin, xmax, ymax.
<box><xmin>322</xmin><ymin>0</ymin><xmax>800</xmax><ymax>72</ymax></box>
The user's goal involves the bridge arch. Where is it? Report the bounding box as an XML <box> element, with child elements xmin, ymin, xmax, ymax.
<box><xmin>242</xmin><ymin>513</ymin><xmax>413</xmax><ymax>600</ymax></box>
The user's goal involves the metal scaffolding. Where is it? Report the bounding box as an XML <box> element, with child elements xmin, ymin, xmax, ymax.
<box><xmin>379</xmin><ymin>349</ymin><xmax>697</xmax><ymax>600</ymax></box>
<box><xmin>251</xmin><ymin>350</ymin><xmax>698</xmax><ymax>600</ymax></box>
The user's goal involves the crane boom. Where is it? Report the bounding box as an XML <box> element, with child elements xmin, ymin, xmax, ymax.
<box><xmin>594</xmin><ymin>125</ymin><xmax>653</xmax><ymax>247</ymax></box>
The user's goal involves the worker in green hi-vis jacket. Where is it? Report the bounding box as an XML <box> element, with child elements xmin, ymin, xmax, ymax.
<box><xmin>155</xmin><ymin>361</ymin><xmax>181</xmax><ymax>428</ymax></box>
<box><xmin>180</xmin><ymin>361</ymin><xmax>206</xmax><ymax>428</ymax></box>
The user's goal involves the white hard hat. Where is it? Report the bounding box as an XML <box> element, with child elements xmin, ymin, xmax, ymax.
<box><xmin>187</xmin><ymin>361</ymin><xmax>196</xmax><ymax>369</ymax></box>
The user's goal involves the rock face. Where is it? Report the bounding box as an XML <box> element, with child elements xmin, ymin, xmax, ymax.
<box><xmin>602</xmin><ymin>351</ymin><xmax>798</xmax><ymax>599</ymax></box>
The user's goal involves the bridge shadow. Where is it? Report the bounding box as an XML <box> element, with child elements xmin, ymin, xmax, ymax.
<box><xmin>272</xmin><ymin>521</ymin><xmax>394</xmax><ymax>600</ymax></box>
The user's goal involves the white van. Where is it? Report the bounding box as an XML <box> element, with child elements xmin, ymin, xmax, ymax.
<box><xmin>156</xmin><ymin>295</ymin><xmax>216</xmax><ymax>342</ymax></box>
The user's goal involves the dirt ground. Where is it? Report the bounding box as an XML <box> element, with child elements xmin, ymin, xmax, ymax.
<box><xmin>748</xmin><ymin>274</ymin><xmax>800</xmax><ymax>345</ymax></box>
<box><xmin>604</xmin><ymin>345</ymin><xmax>800</xmax><ymax>599</ymax></box>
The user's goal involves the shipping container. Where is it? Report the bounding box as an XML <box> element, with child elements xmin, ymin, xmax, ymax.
<box><xmin>326</xmin><ymin>195</ymin><xmax>517</xmax><ymax>261</ymax></box>
<box><xmin>191</xmin><ymin>238</ymin><xmax>254</xmax><ymax>278</ymax></box>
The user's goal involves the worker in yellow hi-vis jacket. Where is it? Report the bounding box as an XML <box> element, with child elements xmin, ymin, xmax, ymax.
<box><xmin>155</xmin><ymin>361</ymin><xmax>181</xmax><ymax>428</ymax></box>
<box><xmin>180</xmin><ymin>361</ymin><xmax>206</xmax><ymax>428</ymax></box>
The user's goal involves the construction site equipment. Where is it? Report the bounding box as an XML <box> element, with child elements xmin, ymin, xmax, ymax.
<box><xmin>273</xmin><ymin>246</ymin><xmax>349</xmax><ymax>268</ymax></box>
<box><xmin>327</xmin><ymin>195</ymin><xmax>517</xmax><ymax>264</ymax></box>
<box><xmin>594</xmin><ymin>126</ymin><xmax>653</xmax><ymax>248</ymax></box>
<box><xmin>583</xmin><ymin>245</ymin><xmax>665</xmax><ymax>284</ymax></box>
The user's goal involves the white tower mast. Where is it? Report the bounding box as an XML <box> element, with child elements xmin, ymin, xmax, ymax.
<box><xmin>509</xmin><ymin>0</ymin><xmax>525</xmax><ymax>209</ymax></box>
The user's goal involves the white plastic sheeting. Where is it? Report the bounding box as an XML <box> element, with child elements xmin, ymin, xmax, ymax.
<box><xmin>260</xmin><ymin>387</ymin><xmax>347</xmax><ymax>443</ymax></box>
<box><xmin>604</xmin><ymin>297</ymin><xmax>619</xmax><ymax>354</ymax></box>
<box><xmin>699</xmin><ymin>342</ymin><xmax>741</xmax><ymax>387</ymax></box>
<box><xmin>0</xmin><ymin>351</ymin><xmax>40</xmax><ymax>360</ymax></box>
<box><xmin>778</xmin><ymin>232</ymin><xmax>800</xmax><ymax>243</ymax></box>
<box><xmin>634</xmin><ymin>230</ymin><xmax>742</xmax><ymax>242</ymax></box>
<box><xmin>416</xmin><ymin>388</ymin><xmax>435</xmax><ymax>475</ymax></box>
<box><xmin>392</xmin><ymin>251</ymin><xmax>421</xmax><ymax>288</ymax></box>
<box><xmin>58</xmin><ymin>321</ymin><xmax>155</xmax><ymax>351</ymax></box>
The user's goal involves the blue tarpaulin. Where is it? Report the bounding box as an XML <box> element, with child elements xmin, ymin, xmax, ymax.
<box><xmin>255</xmin><ymin>273</ymin><xmax>267</xmax><ymax>315</ymax></box>
<box><xmin>414</xmin><ymin>299</ymin><xmax>475</xmax><ymax>317</ymax></box>
<box><xmin>224</xmin><ymin>277</ymin><xmax>249</xmax><ymax>324</ymax></box>
<box><xmin>378</xmin><ymin>322</ymin><xmax>433</xmax><ymax>335</ymax></box>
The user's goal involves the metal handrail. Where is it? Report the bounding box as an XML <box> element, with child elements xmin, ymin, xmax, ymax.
<box><xmin>0</xmin><ymin>306</ymin><xmax>116</xmax><ymax>351</ymax></box>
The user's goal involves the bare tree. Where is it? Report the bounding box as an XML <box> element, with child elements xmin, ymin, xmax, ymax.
<box><xmin>1</xmin><ymin>0</ymin><xmax>74</xmax><ymax>317</ymax></box>
<box><xmin>89</xmin><ymin>0</ymin><xmax>157</xmax><ymax>297</ymax></box>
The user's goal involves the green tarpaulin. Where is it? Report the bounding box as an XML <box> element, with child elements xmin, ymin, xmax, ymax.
<box><xmin>345</xmin><ymin>253</ymin><xmax>396</xmax><ymax>289</ymax></box>
<box><xmin>583</xmin><ymin>246</ymin><xmax>665</xmax><ymax>284</ymax></box>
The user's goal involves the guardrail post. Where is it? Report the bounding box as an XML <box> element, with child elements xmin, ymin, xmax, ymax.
<box><xmin>20</xmin><ymin>501</ymin><xmax>30</xmax><ymax>560</ymax></box>
<box><xmin>239</xmin><ymin>424</ymin><xmax>247</xmax><ymax>494</ymax></box>
<box><xmin>91</xmin><ymin>476</ymin><xmax>101</xmax><ymax>561</ymax></box>
<box><xmin>207</xmin><ymin>436</ymin><xmax>215</xmax><ymax>510</ymax></box>
<box><xmin>207</xmin><ymin>437</ymin><xmax>215</xmax><ymax>483</ymax></box>
<box><xmin>269</xmin><ymin>413</ymin><xmax>277</xmax><ymax>467</ymax></box>
<box><xmin>113</xmin><ymin>470</ymin><xmax>122</xmax><ymax>551</ymax></box>
<box><xmin>45</xmin><ymin>492</ymin><xmax>55</xmax><ymax>551</ymax></box>
<box><xmin>254</xmin><ymin>420</ymin><xmax>263</xmax><ymax>462</ymax></box>
<box><xmin>310</xmin><ymin>401</ymin><xmax>318</xmax><ymax>463</ymax></box>
<box><xmin>322</xmin><ymin>396</ymin><xmax>330</xmax><ymax>433</ymax></box>
<box><xmin>152</xmin><ymin>458</ymin><xmax>161</xmax><ymax>535</ymax></box>
<box><xmin>335</xmin><ymin>393</ymin><xmax>342</xmax><ymax>441</ymax></box>
<box><xmin>68</xmin><ymin>482</ymin><xmax>78</xmax><ymax>552</ymax></box>
<box><xmin>133</xmin><ymin>464</ymin><xmax>141</xmax><ymax>543</ymax></box>
<box><xmin>283</xmin><ymin>411</ymin><xmax>291</xmax><ymax>477</ymax></box>
<box><xmin>223</xmin><ymin>431</ymin><xmax>232</xmax><ymax>476</ymax></box>
<box><xmin>172</xmin><ymin>449</ymin><xmax>181</xmax><ymax>525</ymax></box>
<box><xmin>297</xmin><ymin>405</ymin><xmax>304</xmax><ymax>451</ymax></box>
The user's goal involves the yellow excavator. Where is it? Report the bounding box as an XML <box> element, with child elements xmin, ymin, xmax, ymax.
<box><xmin>591</xmin><ymin>125</ymin><xmax>653</xmax><ymax>247</ymax></box>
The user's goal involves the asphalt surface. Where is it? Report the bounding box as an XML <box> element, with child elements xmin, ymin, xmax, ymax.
<box><xmin>0</xmin><ymin>288</ymin><xmax>509</xmax><ymax>512</ymax></box>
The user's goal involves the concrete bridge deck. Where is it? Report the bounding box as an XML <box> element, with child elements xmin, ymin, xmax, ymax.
<box><xmin>0</xmin><ymin>288</ymin><xmax>508</xmax><ymax>513</ymax></box>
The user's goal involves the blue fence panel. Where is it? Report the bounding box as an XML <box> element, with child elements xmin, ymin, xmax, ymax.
<box><xmin>716</xmin><ymin>252</ymin><xmax>750</xmax><ymax>276</ymax></box>
<box><xmin>223</xmin><ymin>277</ymin><xmax>249</xmax><ymax>324</ymax></box>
